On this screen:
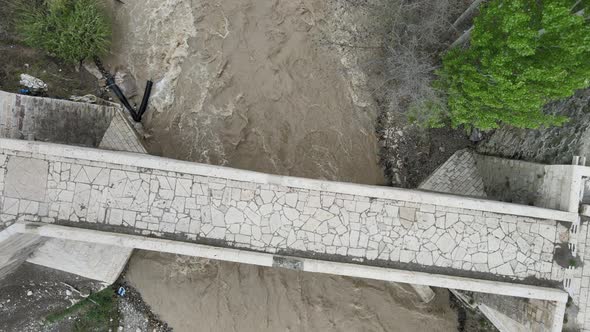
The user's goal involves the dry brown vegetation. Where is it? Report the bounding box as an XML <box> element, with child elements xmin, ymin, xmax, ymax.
<box><xmin>332</xmin><ymin>0</ymin><xmax>474</xmax><ymax>186</ymax></box>
<box><xmin>376</xmin><ymin>0</ymin><xmax>474</xmax><ymax>186</ymax></box>
<box><xmin>315</xmin><ymin>0</ymin><xmax>475</xmax><ymax>187</ymax></box>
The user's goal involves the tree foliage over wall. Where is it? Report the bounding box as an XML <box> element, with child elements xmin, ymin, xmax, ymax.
<box><xmin>438</xmin><ymin>0</ymin><xmax>590</xmax><ymax>130</ymax></box>
<box><xmin>18</xmin><ymin>0</ymin><xmax>111</xmax><ymax>63</ymax></box>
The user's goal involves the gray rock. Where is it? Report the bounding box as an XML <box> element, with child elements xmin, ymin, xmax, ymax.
<box><xmin>115</xmin><ymin>71</ymin><xmax>139</xmax><ymax>98</ymax></box>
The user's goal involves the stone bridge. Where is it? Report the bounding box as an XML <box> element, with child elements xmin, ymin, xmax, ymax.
<box><xmin>3</xmin><ymin>91</ymin><xmax>590</xmax><ymax>331</ymax></box>
<box><xmin>0</xmin><ymin>138</ymin><xmax>576</xmax><ymax>309</ymax></box>
<box><xmin>0</xmin><ymin>138</ymin><xmax>575</xmax><ymax>281</ymax></box>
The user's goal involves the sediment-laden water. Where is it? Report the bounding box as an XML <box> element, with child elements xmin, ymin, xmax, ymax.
<box><xmin>104</xmin><ymin>0</ymin><xmax>459</xmax><ymax>330</ymax></box>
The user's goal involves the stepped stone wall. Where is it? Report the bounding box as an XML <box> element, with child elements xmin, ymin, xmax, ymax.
<box><xmin>98</xmin><ymin>110</ymin><xmax>147</xmax><ymax>154</ymax></box>
<box><xmin>420</xmin><ymin>149</ymin><xmax>486</xmax><ymax>198</ymax></box>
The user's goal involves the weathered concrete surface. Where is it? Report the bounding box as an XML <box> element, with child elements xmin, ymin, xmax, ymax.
<box><xmin>0</xmin><ymin>231</ymin><xmax>43</xmax><ymax>281</ymax></box>
<box><xmin>473</xmin><ymin>292</ymin><xmax>562</xmax><ymax>332</ymax></box>
<box><xmin>410</xmin><ymin>284</ymin><xmax>436</xmax><ymax>303</ymax></box>
<box><xmin>0</xmin><ymin>139</ymin><xmax>574</xmax><ymax>285</ymax></box>
<box><xmin>0</xmin><ymin>89</ymin><xmax>148</xmax><ymax>155</ymax></box>
<box><xmin>0</xmin><ymin>90</ymin><xmax>115</xmax><ymax>147</ymax></box>
<box><xmin>478</xmin><ymin>304</ymin><xmax>530</xmax><ymax>332</ymax></box>
<box><xmin>26</xmin><ymin>238</ymin><xmax>132</xmax><ymax>284</ymax></box>
<box><xmin>571</xmin><ymin>220</ymin><xmax>590</xmax><ymax>331</ymax></box>
<box><xmin>475</xmin><ymin>155</ymin><xmax>575</xmax><ymax>211</ymax></box>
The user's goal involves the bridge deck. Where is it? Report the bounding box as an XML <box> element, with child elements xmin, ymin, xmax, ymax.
<box><xmin>0</xmin><ymin>139</ymin><xmax>572</xmax><ymax>284</ymax></box>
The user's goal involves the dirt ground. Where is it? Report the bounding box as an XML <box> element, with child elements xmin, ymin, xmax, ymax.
<box><xmin>0</xmin><ymin>1</ymin><xmax>100</xmax><ymax>100</ymax></box>
<box><xmin>125</xmin><ymin>250</ymin><xmax>459</xmax><ymax>332</ymax></box>
<box><xmin>0</xmin><ymin>43</ymin><xmax>100</xmax><ymax>99</ymax></box>
<box><xmin>393</xmin><ymin>127</ymin><xmax>474</xmax><ymax>188</ymax></box>
<box><xmin>0</xmin><ymin>262</ymin><xmax>103</xmax><ymax>332</ymax></box>
<box><xmin>0</xmin><ymin>261</ymin><xmax>172</xmax><ymax>332</ymax></box>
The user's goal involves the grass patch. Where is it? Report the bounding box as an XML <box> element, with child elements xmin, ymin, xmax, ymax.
<box><xmin>17</xmin><ymin>0</ymin><xmax>111</xmax><ymax>63</ymax></box>
<box><xmin>45</xmin><ymin>287</ymin><xmax>119</xmax><ymax>331</ymax></box>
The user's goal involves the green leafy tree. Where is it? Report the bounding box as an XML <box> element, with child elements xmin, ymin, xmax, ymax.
<box><xmin>18</xmin><ymin>0</ymin><xmax>111</xmax><ymax>63</ymax></box>
<box><xmin>438</xmin><ymin>0</ymin><xmax>590</xmax><ymax>130</ymax></box>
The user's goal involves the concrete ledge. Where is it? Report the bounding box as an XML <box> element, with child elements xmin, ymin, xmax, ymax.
<box><xmin>0</xmin><ymin>224</ymin><xmax>20</xmax><ymax>242</ymax></box>
<box><xmin>14</xmin><ymin>222</ymin><xmax>569</xmax><ymax>303</ymax></box>
<box><xmin>0</xmin><ymin>139</ymin><xmax>578</xmax><ymax>223</ymax></box>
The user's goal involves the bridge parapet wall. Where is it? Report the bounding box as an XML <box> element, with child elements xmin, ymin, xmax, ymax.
<box><xmin>0</xmin><ymin>139</ymin><xmax>573</xmax><ymax>284</ymax></box>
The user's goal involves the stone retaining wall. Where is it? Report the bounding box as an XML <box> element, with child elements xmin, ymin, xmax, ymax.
<box><xmin>474</xmin><ymin>155</ymin><xmax>575</xmax><ymax>212</ymax></box>
<box><xmin>422</xmin><ymin>148</ymin><xmax>578</xmax><ymax>212</ymax></box>
<box><xmin>420</xmin><ymin>149</ymin><xmax>486</xmax><ymax>198</ymax></box>
<box><xmin>478</xmin><ymin>89</ymin><xmax>590</xmax><ymax>164</ymax></box>
<box><xmin>0</xmin><ymin>90</ymin><xmax>116</xmax><ymax>147</ymax></box>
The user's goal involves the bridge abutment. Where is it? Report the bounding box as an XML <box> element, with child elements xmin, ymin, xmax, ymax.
<box><xmin>421</xmin><ymin>148</ymin><xmax>590</xmax><ymax>331</ymax></box>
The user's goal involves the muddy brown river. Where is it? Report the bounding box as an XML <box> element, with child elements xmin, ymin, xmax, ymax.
<box><xmin>104</xmin><ymin>0</ymin><xmax>459</xmax><ymax>330</ymax></box>
<box><xmin>106</xmin><ymin>0</ymin><xmax>385</xmax><ymax>185</ymax></box>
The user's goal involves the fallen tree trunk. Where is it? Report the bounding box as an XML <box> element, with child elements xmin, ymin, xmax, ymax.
<box><xmin>450</xmin><ymin>27</ymin><xmax>473</xmax><ymax>49</ymax></box>
<box><xmin>452</xmin><ymin>0</ymin><xmax>486</xmax><ymax>30</ymax></box>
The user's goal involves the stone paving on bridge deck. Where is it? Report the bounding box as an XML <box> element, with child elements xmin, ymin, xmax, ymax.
<box><xmin>0</xmin><ymin>142</ymin><xmax>569</xmax><ymax>283</ymax></box>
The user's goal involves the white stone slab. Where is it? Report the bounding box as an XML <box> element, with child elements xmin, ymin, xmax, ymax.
<box><xmin>4</xmin><ymin>156</ymin><xmax>48</xmax><ymax>201</ymax></box>
<box><xmin>26</xmin><ymin>238</ymin><xmax>132</xmax><ymax>284</ymax></box>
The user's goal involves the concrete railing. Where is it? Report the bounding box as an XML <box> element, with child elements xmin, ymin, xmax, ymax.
<box><xmin>0</xmin><ymin>138</ymin><xmax>577</xmax><ymax>222</ymax></box>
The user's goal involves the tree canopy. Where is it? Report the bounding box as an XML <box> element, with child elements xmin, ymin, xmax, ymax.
<box><xmin>18</xmin><ymin>0</ymin><xmax>111</xmax><ymax>63</ymax></box>
<box><xmin>438</xmin><ymin>0</ymin><xmax>590</xmax><ymax>130</ymax></box>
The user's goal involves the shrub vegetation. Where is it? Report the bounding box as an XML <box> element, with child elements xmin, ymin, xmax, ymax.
<box><xmin>438</xmin><ymin>0</ymin><xmax>590</xmax><ymax>130</ymax></box>
<box><xmin>18</xmin><ymin>0</ymin><xmax>111</xmax><ymax>63</ymax></box>
<box><xmin>45</xmin><ymin>287</ymin><xmax>119</xmax><ymax>331</ymax></box>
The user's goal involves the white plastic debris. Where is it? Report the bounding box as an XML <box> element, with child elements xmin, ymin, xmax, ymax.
<box><xmin>26</xmin><ymin>290</ymin><xmax>33</xmax><ymax>296</ymax></box>
<box><xmin>70</xmin><ymin>94</ymin><xmax>98</xmax><ymax>104</ymax></box>
<box><xmin>19</xmin><ymin>74</ymin><xmax>48</xmax><ymax>91</ymax></box>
